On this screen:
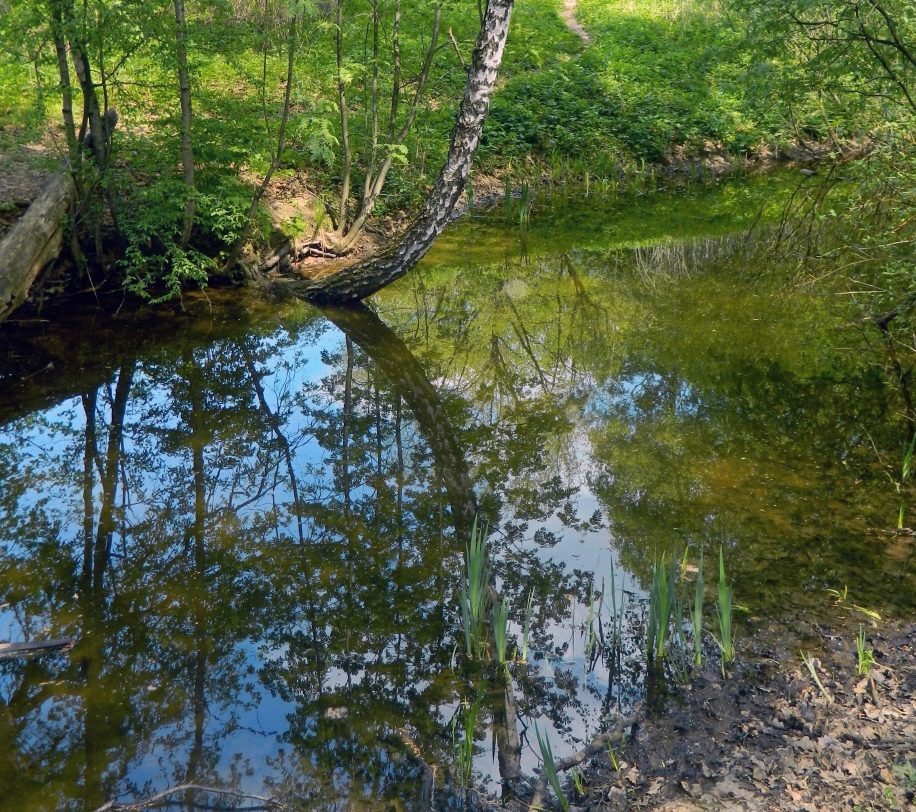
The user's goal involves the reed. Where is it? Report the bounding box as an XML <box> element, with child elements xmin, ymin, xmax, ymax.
<box><xmin>714</xmin><ymin>547</ymin><xmax>734</xmax><ymax>673</ymax></box>
<box><xmin>459</xmin><ymin>516</ymin><xmax>491</xmax><ymax>658</ymax></box>
<box><xmin>647</xmin><ymin>553</ymin><xmax>676</xmax><ymax>660</ymax></box>
<box><xmin>856</xmin><ymin>625</ymin><xmax>877</xmax><ymax>676</ymax></box>
<box><xmin>493</xmin><ymin>595</ymin><xmax>510</xmax><ymax>665</ymax></box>
<box><xmin>504</xmin><ymin>175</ymin><xmax>513</xmax><ymax>221</ymax></box>
<box><xmin>584</xmin><ymin>580</ymin><xmax>597</xmax><ymax>667</ymax></box>
<box><xmin>609</xmin><ymin>558</ymin><xmax>626</xmax><ymax>648</ymax></box>
<box><xmin>692</xmin><ymin>551</ymin><xmax>704</xmax><ymax>666</ymax></box>
<box><xmin>899</xmin><ymin>433</ymin><xmax>916</xmax><ymax>529</ymax></box>
<box><xmin>452</xmin><ymin>689</ymin><xmax>485</xmax><ymax>786</ymax></box>
<box><xmin>519</xmin><ymin>182</ymin><xmax>531</xmax><ymax>225</ymax></box>
<box><xmin>571</xmin><ymin>767</ymin><xmax>584</xmax><ymax>797</ymax></box>
<box><xmin>521</xmin><ymin>588</ymin><xmax>534</xmax><ymax>663</ymax></box>
<box><xmin>535</xmin><ymin>724</ymin><xmax>568</xmax><ymax>812</ymax></box>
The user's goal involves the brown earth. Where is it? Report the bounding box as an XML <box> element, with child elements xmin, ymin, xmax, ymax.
<box><xmin>506</xmin><ymin>617</ymin><xmax>916</xmax><ymax>812</ymax></box>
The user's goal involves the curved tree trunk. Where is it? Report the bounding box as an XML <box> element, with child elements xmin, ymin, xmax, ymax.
<box><xmin>300</xmin><ymin>0</ymin><xmax>514</xmax><ymax>303</ymax></box>
<box><xmin>322</xmin><ymin>303</ymin><xmax>477</xmax><ymax>540</ymax></box>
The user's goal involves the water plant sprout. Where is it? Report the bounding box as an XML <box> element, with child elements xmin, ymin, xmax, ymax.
<box><xmin>493</xmin><ymin>595</ymin><xmax>511</xmax><ymax>666</ymax></box>
<box><xmin>899</xmin><ymin>432</ymin><xmax>916</xmax><ymax>529</ymax></box>
<box><xmin>452</xmin><ymin>689</ymin><xmax>485</xmax><ymax>787</ymax></box>
<box><xmin>535</xmin><ymin>723</ymin><xmax>568</xmax><ymax>812</ymax></box>
<box><xmin>647</xmin><ymin>553</ymin><xmax>676</xmax><ymax>660</ymax></box>
<box><xmin>608</xmin><ymin>558</ymin><xmax>626</xmax><ymax>648</ymax></box>
<box><xmin>714</xmin><ymin>547</ymin><xmax>734</xmax><ymax>674</ymax></box>
<box><xmin>519</xmin><ymin>182</ymin><xmax>531</xmax><ymax>225</ymax></box>
<box><xmin>856</xmin><ymin>625</ymin><xmax>877</xmax><ymax>676</ymax></box>
<box><xmin>692</xmin><ymin>551</ymin><xmax>704</xmax><ymax>666</ymax></box>
<box><xmin>521</xmin><ymin>588</ymin><xmax>534</xmax><ymax>663</ymax></box>
<box><xmin>459</xmin><ymin>516</ymin><xmax>491</xmax><ymax>658</ymax></box>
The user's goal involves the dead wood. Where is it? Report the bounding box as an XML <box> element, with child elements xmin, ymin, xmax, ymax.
<box><xmin>0</xmin><ymin>637</ymin><xmax>75</xmax><ymax>660</ymax></box>
<box><xmin>0</xmin><ymin>173</ymin><xmax>74</xmax><ymax>324</ymax></box>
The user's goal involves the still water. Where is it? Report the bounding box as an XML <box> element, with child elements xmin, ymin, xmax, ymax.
<box><xmin>1</xmin><ymin>175</ymin><xmax>913</xmax><ymax>811</ymax></box>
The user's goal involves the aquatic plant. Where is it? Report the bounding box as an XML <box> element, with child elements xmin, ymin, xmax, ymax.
<box><xmin>571</xmin><ymin>766</ymin><xmax>584</xmax><ymax>797</ymax></box>
<box><xmin>899</xmin><ymin>433</ymin><xmax>916</xmax><ymax>529</ymax></box>
<box><xmin>493</xmin><ymin>595</ymin><xmax>511</xmax><ymax>665</ymax></box>
<box><xmin>647</xmin><ymin>553</ymin><xmax>676</xmax><ymax>660</ymax></box>
<box><xmin>504</xmin><ymin>174</ymin><xmax>513</xmax><ymax>221</ymax></box>
<box><xmin>608</xmin><ymin>558</ymin><xmax>626</xmax><ymax>648</ymax></box>
<box><xmin>452</xmin><ymin>689</ymin><xmax>485</xmax><ymax>786</ymax></box>
<box><xmin>521</xmin><ymin>588</ymin><xmax>534</xmax><ymax>663</ymax></box>
<box><xmin>459</xmin><ymin>516</ymin><xmax>491</xmax><ymax>658</ymax></box>
<box><xmin>535</xmin><ymin>723</ymin><xmax>568</xmax><ymax>812</ymax></box>
<box><xmin>607</xmin><ymin>731</ymin><xmax>626</xmax><ymax>771</ymax></box>
<box><xmin>692</xmin><ymin>551</ymin><xmax>704</xmax><ymax>666</ymax></box>
<box><xmin>714</xmin><ymin>547</ymin><xmax>734</xmax><ymax>673</ymax></box>
<box><xmin>583</xmin><ymin>580</ymin><xmax>598</xmax><ymax>669</ymax></box>
<box><xmin>519</xmin><ymin>182</ymin><xmax>531</xmax><ymax>225</ymax></box>
<box><xmin>671</xmin><ymin>574</ymin><xmax>693</xmax><ymax>683</ymax></box>
<box><xmin>856</xmin><ymin>626</ymin><xmax>877</xmax><ymax>676</ymax></box>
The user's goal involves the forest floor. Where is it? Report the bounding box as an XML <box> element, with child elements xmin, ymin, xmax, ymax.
<box><xmin>504</xmin><ymin>616</ymin><xmax>916</xmax><ymax>812</ymax></box>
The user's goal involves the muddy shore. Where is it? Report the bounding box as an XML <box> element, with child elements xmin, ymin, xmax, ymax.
<box><xmin>502</xmin><ymin>616</ymin><xmax>915</xmax><ymax>812</ymax></box>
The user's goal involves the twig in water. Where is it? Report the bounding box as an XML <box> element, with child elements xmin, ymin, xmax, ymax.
<box><xmin>92</xmin><ymin>784</ymin><xmax>286</xmax><ymax>812</ymax></box>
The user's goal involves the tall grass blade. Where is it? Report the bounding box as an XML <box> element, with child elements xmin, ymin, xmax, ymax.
<box><xmin>714</xmin><ymin>546</ymin><xmax>734</xmax><ymax>674</ymax></box>
<box><xmin>461</xmin><ymin>515</ymin><xmax>491</xmax><ymax>658</ymax></box>
<box><xmin>535</xmin><ymin>723</ymin><xmax>568</xmax><ymax>812</ymax></box>
<box><xmin>493</xmin><ymin>595</ymin><xmax>510</xmax><ymax>665</ymax></box>
<box><xmin>647</xmin><ymin>553</ymin><xmax>676</xmax><ymax>659</ymax></box>
<box><xmin>521</xmin><ymin>588</ymin><xmax>534</xmax><ymax>663</ymax></box>
<box><xmin>692</xmin><ymin>551</ymin><xmax>704</xmax><ymax>666</ymax></box>
<box><xmin>519</xmin><ymin>182</ymin><xmax>530</xmax><ymax>225</ymax></box>
<box><xmin>856</xmin><ymin>625</ymin><xmax>876</xmax><ymax>676</ymax></box>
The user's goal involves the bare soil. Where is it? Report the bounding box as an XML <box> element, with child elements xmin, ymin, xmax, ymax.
<box><xmin>508</xmin><ymin>617</ymin><xmax>916</xmax><ymax>812</ymax></box>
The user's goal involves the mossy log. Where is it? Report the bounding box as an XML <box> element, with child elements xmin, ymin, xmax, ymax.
<box><xmin>0</xmin><ymin>173</ymin><xmax>74</xmax><ymax>324</ymax></box>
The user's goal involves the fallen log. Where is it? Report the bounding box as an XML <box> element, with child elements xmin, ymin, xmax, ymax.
<box><xmin>0</xmin><ymin>637</ymin><xmax>75</xmax><ymax>660</ymax></box>
<box><xmin>0</xmin><ymin>172</ymin><xmax>75</xmax><ymax>324</ymax></box>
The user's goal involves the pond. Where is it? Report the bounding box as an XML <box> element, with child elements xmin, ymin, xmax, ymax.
<box><xmin>1</xmin><ymin>173</ymin><xmax>914</xmax><ymax>812</ymax></box>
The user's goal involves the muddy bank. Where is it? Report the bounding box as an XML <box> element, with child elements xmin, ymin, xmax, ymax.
<box><xmin>504</xmin><ymin>617</ymin><xmax>915</xmax><ymax>812</ymax></box>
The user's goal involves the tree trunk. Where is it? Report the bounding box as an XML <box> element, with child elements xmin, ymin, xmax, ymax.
<box><xmin>0</xmin><ymin>173</ymin><xmax>75</xmax><ymax>323</ymax></box>
<box><xmin>302</xmin><ymin>0</ymin><xmax>514</xmax><ymax>301</ymax></box>
<box><xmin>49</xmin><ymin>1</ymin><xmax>79</xmax><ymax>168</ymax></box>
<box><xmin>174</xmin><ymin>0</ymin><xmax>196</xmax><ymax>247</ymax></box>
<box><xmin>62</xmin><ymin>0</ymin><xmax>107</xmax><ymax>169</ymax></box>
<box><xmin>322</xmin><ymin>303</ymin><xmax>477</xmax><ymax>540</ymax></box>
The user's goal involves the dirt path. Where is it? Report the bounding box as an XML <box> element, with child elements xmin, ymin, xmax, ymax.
<box><xmin>561</xmin><ymin>0</ymin><xmax>592</xmax><ymax>46</ymax></box>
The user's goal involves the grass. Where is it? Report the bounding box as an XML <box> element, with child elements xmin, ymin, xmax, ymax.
<box><xmin>535</xmin><ymin>723</ymin><xmax>569</xmax><ymax>812</ymax></box>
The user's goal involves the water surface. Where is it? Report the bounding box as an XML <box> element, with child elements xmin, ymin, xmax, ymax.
<box><xmin>1</xmin><ymin>175</ymin><xmax>913</xmax><ymax>811</ymax></box>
